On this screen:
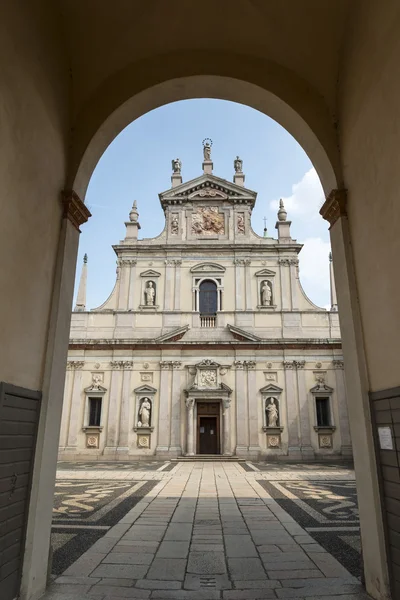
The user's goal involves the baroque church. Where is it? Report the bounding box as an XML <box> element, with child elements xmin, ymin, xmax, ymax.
<box><xmin>59</xmin><ymin>142</ymin><xmax>352</xmax><ymax>461</ymax></box>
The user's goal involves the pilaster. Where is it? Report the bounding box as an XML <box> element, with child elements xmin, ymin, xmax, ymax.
<box><xmin>333</xmin><ymin>360</ymin><xmax>352</xmax><ymax>456</ymax></box>
<box><xmin>321</xmin><ymin>188</ymin><xmax>390</xmax><ymax>597</ymax></box>
<box><xmin>127</xmin><ymin>259</ymin><xmax>137</xmax><ymax>310</ymax></box>
<box><xmin>156</xmin><ymin>361</ymin><xmax>172</xmax><ymax>454</ymax></box>
<box><xmin>173</xmin><ymin>260</ymin><xmax>182</xmax><ymax>311</ymax></box>
<box><xmin>235</xmin><ymin>360</ymin><xmax>248</xmax><ymax>455</ymax></box>
<box><xmin>247</xmin><ymin>360</ymin><xmax>260</xmax><ymax>457</ymax></box>
<box><xmin>234</xmin><ymin>259</ymin><xmax>244</xmax><ymax>311</ymax></box>
<box><xmin>164</xmin><ymin>260</ymin><xmax>174</xmax><ymax>310</ymax></box>
<box><xmin>169</xmin><ymin>361</ymin><xmax>182</xmax><ymax>455</ymax></box>
<box><xmin>104</xmin><ymin>362</ymin><xmax>130</xmax><ymax>454</ymax></box>
<box><xmin>245</xmin><ymin>259</ymin><xmax>252</xmax><ymax>310</ymax></box>
<box><xmin>278</xmin><ymin>259</ymin><xmax>291</xmax><ymax>310</ymax></box>
<box><xmin>296</xmin><ymin>361</ymin><xmax>314</xmax><ymax>458</ymax></box>
<box><xmin>283</xmin><ymin>361</ymin><xmax>301</xmax><ymax>457</ymax></box>
<box><xmin>117</xmin><ymin>364</ymin><xmax>133</xmax><ymax>453</ymax></box>
<box><xmin>65</xmin><ymin>363</ymin><xmax>84</xmax><ymax>450</ymax></box>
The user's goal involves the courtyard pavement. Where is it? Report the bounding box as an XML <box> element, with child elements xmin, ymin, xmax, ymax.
<box><xmin>43</xmin><ymin>461</ymin><xmax>370</xmax><ymax>600</ymax></box>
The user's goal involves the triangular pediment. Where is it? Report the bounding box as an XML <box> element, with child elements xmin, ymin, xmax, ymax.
<box><xmin>310</xmin><ymin>383</ymin><xmax>334</xmax><ymax>394</ymax></box>
<box><xmin>260</xmin><ymin>384</ymin><xmax>283</xmax><ymax>394</ymax></box>
<box><xmin>195</xmin><ymin>359</ymin><xmax>220</xmax><ymax>367</ymax></box>
<box><xmin>191</xmin><ymin>263</ymin><xmax>226</xmax><ymax>273</ymax></box>
<box><xmin>155</xmin><ymin>325</ymin><xmax>189</xmax><ymax>343</ymax></box>
<box><xmin>140</xmin><ymin>269</ymin><xmax>161</xmax><ymax>278</ymax></box>
<box><xmin>159</xmin><ymin>174</ymin><xmax>257</xmax><ymax>208</ymax></box>
<box><xmin>226</xmin><ymin>324</ymin><xmax>261</xmax><ymax>342</ymax></box>
<box><xmin>255</xmin><ymin>268</ymin><xmax>276</xmax><ymax>278</ymax></box>
<box><xmin>134</xmin><ymin>384</ymin><xmax>157</xmax><ymax>394</ymax></box>
<box><xmin>84</xmin><ymin>384</ymin><xmax>107</xmax><ymax>394</ymax></box>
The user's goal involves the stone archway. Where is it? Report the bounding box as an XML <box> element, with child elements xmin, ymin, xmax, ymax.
<box><xmin>22</xmin><ymin>70</ymin><xmax>389</xmax><ymax>600</ymax></box>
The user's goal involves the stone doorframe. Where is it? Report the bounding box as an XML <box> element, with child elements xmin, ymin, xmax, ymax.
<box><xmin>184</xmin><ymin>391</ymin><xmax>233</xmax><ymax>456</ymax></box>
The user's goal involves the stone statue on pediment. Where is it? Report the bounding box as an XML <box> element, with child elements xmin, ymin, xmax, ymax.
<box><xmin>172</xmin><ymin>158</ymin><xmax>182</xmax><ymax>174</ymax></box>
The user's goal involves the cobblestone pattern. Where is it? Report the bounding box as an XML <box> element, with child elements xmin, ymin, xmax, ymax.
<box><xmin>45</xmin><ymin>462</ymin><xmax>369</xmax><ymax>600</ymax></box>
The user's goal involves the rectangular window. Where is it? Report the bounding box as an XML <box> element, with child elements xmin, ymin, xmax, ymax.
<box><xmin>316</xmin><ymin>397</ymin><xmax>331</xmax><ymax>427</ymax></box>
<box><xmin>88</xmin><ymin>397</ymin><xmax>102</xmax><ymax>427</ymax></box>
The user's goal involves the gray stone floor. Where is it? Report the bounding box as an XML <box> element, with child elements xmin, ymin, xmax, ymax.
<box><xmin>43</xmin><ymin>462</ymin><xmax>370</xmax><ymax>600</ymax></box>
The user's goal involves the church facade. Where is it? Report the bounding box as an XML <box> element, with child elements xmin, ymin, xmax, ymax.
<box><xmin>59</xmin><ymin>144</ymin><xmax>352</xmax><ymax>461</ymax></box>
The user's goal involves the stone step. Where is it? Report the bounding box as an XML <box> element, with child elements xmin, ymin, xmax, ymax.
<box><xmin>172</xmin><ymin>455</ymin><xmax>246</xmax><ymax>462</ymax></box>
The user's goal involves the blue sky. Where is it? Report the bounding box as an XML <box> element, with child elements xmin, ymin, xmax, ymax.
<box><xmin>75</xmin><ymin>99</ymin><xmax>330</xmax><ymax>309</ymax></box>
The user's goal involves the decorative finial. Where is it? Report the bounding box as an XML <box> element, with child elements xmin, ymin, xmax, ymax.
<box><xmin>202</xmin><ymin>138</ymin><xmax>213</xmax><ymax>161</ymax></box>
<box><xmin>172</xmin><ymin>158</ymin><xmax>182</xmax><ymax>174</ymax></box>
<box><xmin>234</xmin><ymin>156</ymin><xmax>243</xmax><ymax>173</ymax></box>
<box><xmin>129</xmin><ymin>200</ymin><xmax>139</xmax><ymax>223</ymax></box>
<box><xmin>83</xmin><ymin>253</ymin><xmax>88</xmax><ymax>264</ymax></box>
<box><xmin>329</xmin><ymin>251</ymin><xmax>333</xmax><ymax>262</ymax></box>
<box><xmin>277</xmin><ymin>198</ymin><xmax>287</xmax><ymax>222</ymax></box>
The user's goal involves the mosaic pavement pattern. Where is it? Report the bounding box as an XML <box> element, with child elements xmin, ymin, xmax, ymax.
<box><xmin>51</xmin><ymin>479</ymin><xmax>158</xmax><ymax>574</ymax></box>
<box><xmin>258</xmin><ymin>477</ymin><xmax>361</xmax><ymax>579</ymax></box>
<box><xmin>45</xmin><ymin>461</ymin><xmax>369</xmax><ymax>600</ymax></box>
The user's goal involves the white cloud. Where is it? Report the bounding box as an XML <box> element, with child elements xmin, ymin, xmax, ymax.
<box><xmin>270</xmin><ymin>167</ymin><xmax>324</xmax><ymax>217</ymax></box>
<box><xmin>298</xmin><ymin>237</ymin><xmax>331</xmax><ymax>308</ymax></box>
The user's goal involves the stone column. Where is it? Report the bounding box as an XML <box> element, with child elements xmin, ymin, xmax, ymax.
<box><xmin>117</xmin><ymin>364</ymin><xmax>133</xmax><ymax>453</ymax></box>
<box><xmin>156</xmin><ymin>361</ymin><xmax>171</xmax><ymax>454</ymax></box>
<box><xmin>164</xmin><ymin>260</ymin><xmax>174</xmax><ymax>310</ymax></box>
<box><xmin>246</xmin><ymin>361</ymin><xmax>260</xmax><ymax>457</ymax></box>
<box><xmin>185</xmin><ymin>398</ymin><xmax>195</xmax><ymax>456</ymax></box>
<box><xmin>245</xmin><ymin>259</ymin><xmax>252</xmax><ymax>310</ymax></box>
<box><xmin>321</xmin><ymin>189</ymin><xmax>390</xmax><ymax>598</ymax></box>
<box><xmin>289</xmin><ymin>259</ymin><xmax>299</xmax><ymax>310</ymax></box>
<box><xmin>333</xmin><ymin>360</ymin><xmax>352</xmax><ymax>456</ymax></box>
<box><xmin>127</xmin><ymin>259</ymin><xmax>137</xmax><ymax>310</ymax></box>
<box><xmin>234</xmin><ymin>259</ymin><xmax>244</xmax><ymax>311</ymax></box>
<box><xmin>279</xmin><ymin>259</ymin><xmax>291</xmax><ymax>310</ymax></box>
<box><xmin>222</xmin><ymin>398</ymin><xmax>232</xmax><ymax>456</ymax></box>
<box><xmin>174</xmin><ymin>260</ymin><xmax>182</xmax><ymax>311</ymax></box>
<box><xmin>169</xmin><ymin>361</ymin><xmax>182</xmax><ymax>456</ymax></box>
<box><xmin>104</xmin><ymin>362</ymin><xmax>124</xmax><ymax>454</ymax></box>
<box><xmin>283</xmin><ymin>361</ymin><xmax>301</xmax><ymax>457</ymax></box>
<box><xmin>235</xmin><ymin>360</ymin><xmax>248</xmax><ymax>455</ymax></box>
<box><xmin>296</xmin><ymin>361</ymin><xmax>314</xmax><ymax>458</ymax></box>
<box><xmin>65</xmin><ymin>363</ymin><xmax>84</xmax><ymax>450</ymax></box>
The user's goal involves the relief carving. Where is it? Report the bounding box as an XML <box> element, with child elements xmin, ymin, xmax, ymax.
<box><xmin>191</xmin><ymin>207</ymin><xmax>225</xmax><ymax>235</ymax></box>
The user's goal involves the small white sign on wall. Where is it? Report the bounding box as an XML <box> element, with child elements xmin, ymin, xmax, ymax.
<box><xmin>378</xmin><ymin>426</ymin><xmax>393</xmax><ymax>450</ymax></box>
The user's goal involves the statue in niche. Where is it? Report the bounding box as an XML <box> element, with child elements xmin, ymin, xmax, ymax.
<box><xmin>144</xmin><ymin>281</ymin><xmax>156</xmax><ymax>305</ymax></box>
<box><xmin>138</xmin><ymin>397</ymin><xmax>151</xmax><ymax>427</ymax></box>
<box><xmin>170</xmin><ymin>214</ymin><xmax>179</xmax><ymax>235</ymax></box>
<box><xmin>172</xmin><ymin>158</ymin><xmax>182</xmax><ymax>174</ymax></box>
<box><xmin>237</xmin><ymin>213</ymin><xmax>245</xmax><ymax>234</ymax></box>
<box><xmin>261</xmin><ymin>281</ymin><xmax>272</xmax><ymax>306</ymax></box>
<box><xmin>266</xmin><ymin>397</ymin><xmax>279</xmax><ymax>427</ymax></box>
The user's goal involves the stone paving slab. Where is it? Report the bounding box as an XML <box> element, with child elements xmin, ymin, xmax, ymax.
<box><xmin>45</xmin><ymin>461</ymin><xmax>369</xmax><ymax>600</ymax></box>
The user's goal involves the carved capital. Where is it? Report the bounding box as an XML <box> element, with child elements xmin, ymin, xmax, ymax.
<box><xmin>172</xmin><ymin>361</ymin><xmax>182</xmax><ymax>370</ymax></box>
<box><xmin>234</xmin><ymin>360</ymin><xmax>244</xmax><ymax>370</ymax></box>
<box><xmin>62</xmin><ymin>190</ymin><xmax>91</xmax><ymax>232</ymax></box>
<box><xmin>160</xmin><ymin>361</ymin><xmax>172</xmax><ymax>370</ymax></box>
<box><xmin>333</xmin><ymin>359</ymin><xmax>344</xmax><ymax>370</ymax></box>
<box><xmin>67</xmin><ymin>360</ymin><xmax>84</xmax><ymax>370</ymax></box>
<box><xmin>278</xmin><ymin>258</ymin><xmax>298</xmax><ymax>266</ymax></box>
<box><xmin>118</xmin><ymin>259</ymin><xmax>137</xmax><ymax>267</ymax></box>
<box><xmin>110</xmin><ymin>360</ymin><xmax>133</xmax><ymax>370</ymax></box>
<box><xmin>283</xmin><ymin>360</ymin><xmax>295</xmax><ymax>370</ymax></box>
<box><xmin>320</xmin><ymin>189</ymin><xmax>347</xmax><ymax>227</ymax></box>
<box><xmin>222</xmin><ymin>398</ymin><xmax>231</xmax><ymax>410</ymax></box>
<box><xmin>294</xmin><ymin>360</ymin><xmax>305</xmax><ymax>369</ymax></box>
<box><xmin>185</xmin><ymin>397</ymin><xmax>195</xmax><ymax>410</ymax></box>
<box><xmin>244</xmin><ymin>360</ymin><xmax>256</xmax><ymax>370</ymax></box>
